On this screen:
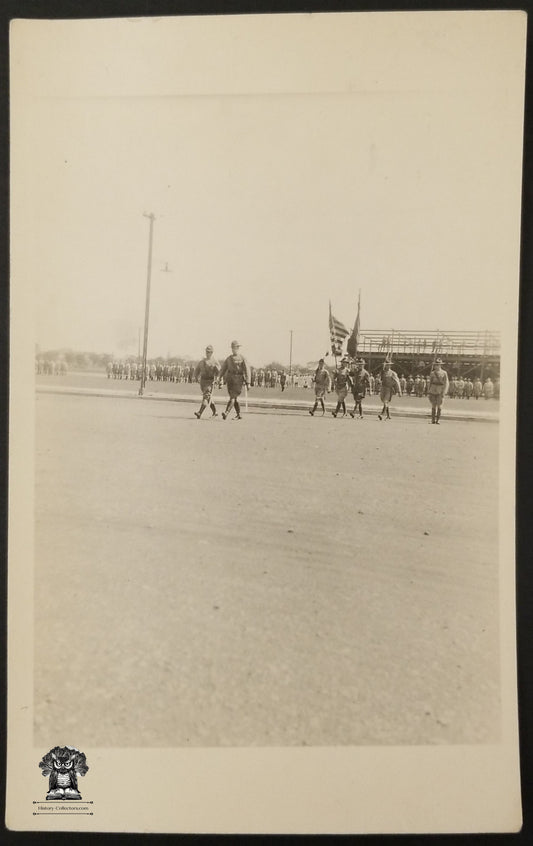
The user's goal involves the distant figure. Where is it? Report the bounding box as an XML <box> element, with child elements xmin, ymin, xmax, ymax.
<box><xmin>473</xmin><ymin>378</ymin><xmax>483</xmax><ymax>399</ymax></box>
<box><xmin>483</xmin><ymin>377</ymin><xmax>494</xmax><ymax>400</ymax></box>
<box><xmin>378</xmin><ymin>360</ymin><xmax>401</xmax><ymax>420</ymax></box>
<box><xmin>428</xmin><ymin>358</ymin><xmax>449</xmax><ymax>424</ymax></box>
<box><xmin>194</xmin><ymin>345</ymin><xmax>221</xmax><ymax>419</ymax></box>
<box><xmin>219</xmin><ymin>341</ymin><xmax>251</xmax><ymax>420</ymax></box>
<box><xmin>280</xmin><ymin>371</ymin><xmax>287</xmax><ymax>391</ymax></box>
<box><xmin>309</xmin><ymin>359</ymin><xmax>331</xmax><ymax>416</ymax></box>
<box><xmin>464</xmin><ymin>378</ymin><xmax>473</xmax><ymax>399</ymax></box>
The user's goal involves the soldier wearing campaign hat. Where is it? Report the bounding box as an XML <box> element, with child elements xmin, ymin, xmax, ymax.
<box><xmin>309</xmin><ymin>358</ymin><xmax>331</xmax><ymax>416</ymax></box>
<box><xmin>194</xmin><ymin>345</ymin><xmax>221</xmax><ymax>418</ymax></box>
<box><xmin>428</xmin><ymin>358</ymin><xmax>449</xmax><ymax>424</ymax></box>
<box><xmin>218</xmin><ymin>341</ymin><xmax>251</xmax><ymax>420</ymax></box>
<box><xmin>378</xmin><ymin>359</ymin><xmax>402</xmax><ymax>420</ymax></box>
<box><xmin>349</xmin><ymin>357</ymin><xmax>371</xmax><ymax>419</ymax></box>
<box><xmin>331</xmin><ymin>357</ymin><xmax>353</xmax><ymax>417</ymax></box>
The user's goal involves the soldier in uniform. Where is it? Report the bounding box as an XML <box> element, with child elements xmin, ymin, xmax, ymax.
<box><xmin>428</xmin><ymin>358</ymin><xmax>449</xmax><ymax>424</ymax></box>
<box><xmin>331</xmin><ymin>358</ymin><xmax>353</xmax><ymax>417</ymax></box>
<box><xmin>309</xmin><ymin>359</ymin><xmax>331</xmax><ymax>415</ymax></box>
<box><xmin>349</xmin><ymin>357</ymin><xmax>371</xmax><ymax>418</ymax></box>
<box><xmin>218</xmin><ymin>341</ymin><xmax>251</xmax><ymax>420</ymax></box>
<box><xmin>194</xmin><ymin>345</ymin><xmax>221</xmax><ymax>418</ymax></box>
<box><xmin>378</xmin><ymin>359</ymin><xmax>401</xmax><ymax>420</ymax></box>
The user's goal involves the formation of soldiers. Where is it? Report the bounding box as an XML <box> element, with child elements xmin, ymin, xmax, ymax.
<box><xmin>398</xmin><ymin>373</ymin><xmax>499</xmax><ymax>401</ymax></box>
<box><xmin>105</xmin><ymin>360</ymin><xmax>197</xmax><ymax>382</ymax></box>
<box><xmin>35</xmin><ymin>358</ymin><xmax>68</xmax><ymax>375</ymax></box>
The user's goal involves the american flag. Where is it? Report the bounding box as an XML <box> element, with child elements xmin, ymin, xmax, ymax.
<box><xmin>346</xmin><ymin>291</ymin><xmax>361</xmax><ymax>359</ymax></box>
<box><xmin>329</xmin><ymin>301</ymin><xmax>349</xmax><ymax>357</ymax></box>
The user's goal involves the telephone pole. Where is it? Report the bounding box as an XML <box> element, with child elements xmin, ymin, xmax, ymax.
<box><xmin>139</xmin><ymin>212</ymin><xmax>155</xmax><ymax>396</ymax></box>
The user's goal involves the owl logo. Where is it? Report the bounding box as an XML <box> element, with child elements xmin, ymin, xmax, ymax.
<box><xmin>39</xmin><ymin>746</ymin><xmax>89</xmax><ymax>800</ymax></box>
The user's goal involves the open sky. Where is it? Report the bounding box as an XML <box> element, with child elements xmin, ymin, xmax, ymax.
<box><xmin>12</xmin><ymin>12</ymin><xmax>525</xmax><ymax>366</ymax></box>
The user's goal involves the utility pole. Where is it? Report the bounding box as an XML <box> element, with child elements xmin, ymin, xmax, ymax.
<box><xmin>139</xmin><ymin>212</ymin><xmax>155</xmax><ymax>396</ymax></box>
<box><xmin>289</xmin><ymin>329</ymin><xmax>293</xmax><ymax>376</ymax></box>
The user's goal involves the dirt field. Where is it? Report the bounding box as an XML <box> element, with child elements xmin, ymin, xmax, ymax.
<box><xmin>34</xmin><ymin>390</ymin><xmax>500</xmax><ymax>747</ymax></box>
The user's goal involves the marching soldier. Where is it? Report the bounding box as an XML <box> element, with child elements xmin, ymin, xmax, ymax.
<box><xmin>331</xmin><ymin>357</ymin><xmax>353</xmax><ymax>417</ymax></box>
<box><xmin>349</xmin><ymin>357</ymin><xmax>371</xmax><ymax>418</ymax></box>
<box><xmin>309</xmin><ymin>359</ymin><xmax>331</xmax><ymax>416</ymax></box>
<box><xmin>378</xmin><ymin>359</ymin><xmax>401</xmax><ymax>420</ymax></box>
<box><xmin>218</xmin><ymin>341</ymin><xmax>251</xmax><ymax>420</ymax></box>
<box><xmin>194</xmin><ymin>345</ymin><xmax>221</xmax><ymax>418</ymax></box>
<box><xmin>428</xmin><ymin>358</ymin><xmax>449</xmax><ymax>424</ymax></box>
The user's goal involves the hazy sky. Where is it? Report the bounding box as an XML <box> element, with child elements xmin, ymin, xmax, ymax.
<box><xmin>12</xmin><ymin>12</ymin><xmax>525</xmax><ymax>366</ymax></box>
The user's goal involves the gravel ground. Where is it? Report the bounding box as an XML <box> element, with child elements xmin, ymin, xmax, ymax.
<box><xmin>34</xmin><ymin>390</ymin><xmax>500</xmax><ymax>747</ymax></box>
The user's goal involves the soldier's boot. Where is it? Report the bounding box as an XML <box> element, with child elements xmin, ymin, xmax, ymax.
<box><xmin>234</xmin><ymin>400</ymin><xmax>242</xmax><ymax>420</ymax></box>
<box><xmin>222</xmin><ymin>400</ymin><xmax>232</xmax><ymax>420</ymax></box>
<box><xmin>195</xmin><ymin>402</ymin><xmax>207</xmax><ymax>419</ymax></box>
<box><xmin>332</xmin><ymin>403</ymin><xmax>340</xmax><ymax>417</ymax></box>
<box><xmin>436</xmin><ymin>408</ymin><xmax>441</xmax><ymax>424</ymax></box>
<box><xmin>320</xmin><ymin>400</ymin><xmax>325</xmax><ymax>415</ymax></box>
<box><xmin>386</xmin><ymin>406</ymin><xmax>391</xmax><ymax>420</ymax></box>
<box><xmin>210</xmin><ymin>403</ymin><xmax>218</xmax><ymax>416</ymax></box>
<box><xmin>309</xmin><ymin>401</ymin><xmax>317</xmax><ymax>416</ymax></box>
<box><xmin>431</xmin><ymin>406</ymin><xmax>436</xmax><ymax>424</ymax></box>
<box><xmin>378</xmin><ymin>405</ymin><xmax>385</xmax><ymax>420</ymax></box>
<box><xmin>341</xmin><ymin>401</ymin><xmax>347</xmax><ymax>417</ymax></box>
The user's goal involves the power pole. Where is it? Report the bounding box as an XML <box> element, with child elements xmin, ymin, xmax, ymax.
<box><xmin>139</xmin><ymin>212</ymin><xmax>155</xmax><ymax>396</ymax></box>
<box><xmin>289</xmin><ymin>329</ymin><xmax>293</xmax><ymax>376</ymax></box>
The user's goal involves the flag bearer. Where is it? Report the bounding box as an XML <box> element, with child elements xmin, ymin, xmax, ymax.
<box><xmin>349</xmin><ymin>358</ymin><xmax>371</xmax><ymax>418</ymax></box>
<box><xmin>331</xmin><ymin>358</ymin><xmax>353</xmax><ymax>417</ymax></box>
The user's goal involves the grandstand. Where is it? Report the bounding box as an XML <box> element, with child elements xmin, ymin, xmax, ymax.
<box><xmin>356</xmin><ymin>329</ymin><xmax>500</xmax><ymax>377</ymax></box>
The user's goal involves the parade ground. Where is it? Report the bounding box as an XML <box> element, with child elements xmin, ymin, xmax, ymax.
<box><xmin>34</xmin><ymin>382</ymin><xmax>500</xmax><ymax>748</ymax></box>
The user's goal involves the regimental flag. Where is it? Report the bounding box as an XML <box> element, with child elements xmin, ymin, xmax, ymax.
<box><xmin>346</xmin><ymin>291</ymin><xmax>361</xmax><ymax>359</ymax></box>
<box><xmin>329</xmin><ymin>301</ymin><xmax>349</xmax><ymax>357</ymax></box>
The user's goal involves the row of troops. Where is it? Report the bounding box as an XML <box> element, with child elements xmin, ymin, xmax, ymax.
<box><xmin>106</xmin><ymin>361</ymin><xmax>198</xmax><ymax>382</ymax></box>
<box><xmin>400</xmin><ymin>373</ymin><xmax>498</xmax><ymax>399</ymax></box>
<box><xmin>35</xmin><ymin>359</ymin><xmax>68</xmax><ymax>375</ymax></box>
<box><xmin>105</xmin><ymin>359</ymin><xmax>308</xmax><ymax>389</ymax></box>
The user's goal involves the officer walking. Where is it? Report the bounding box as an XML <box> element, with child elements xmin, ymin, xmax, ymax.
<box><xmin>194</xmin><ymin>345</ymin><xmax>221</xmax><ymax>418</ymax></box>
<box><xmin>428</xmin><ymin>358</ymin><xmax>449</xmax><ymax>424</ymax></box>
<box><xmin>218</xmin><ymin>341</ymin><xmax>251</xmax><ymax>420</ymax></box>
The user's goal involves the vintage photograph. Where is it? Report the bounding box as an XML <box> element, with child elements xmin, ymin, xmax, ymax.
<box><xmin>8</xmin><ymin>10</ymin><xmax>524</xmax><ymax>833</ymax></box>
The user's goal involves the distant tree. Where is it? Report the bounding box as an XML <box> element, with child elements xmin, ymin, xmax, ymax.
<box><xmin>263</xmin><ymin>361</ymin><xmax>286</xmax><ymax>372</ymax></box>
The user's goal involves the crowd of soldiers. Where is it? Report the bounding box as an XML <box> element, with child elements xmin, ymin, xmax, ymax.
<box><xmin>35</xmin><ymin>358</ymin><xmax>68</xmax><ymax>375</ymax></box>
<box><xmin>105</xmin><ymin>360</ymin><xmax>197</xmax><ymax>382</ymax></box>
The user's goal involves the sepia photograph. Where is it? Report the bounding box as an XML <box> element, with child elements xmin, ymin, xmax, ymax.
<box><xmin>7</xmin><ymin>9</ymin><xmax>525</xmax><ymax>833</ymax></box>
